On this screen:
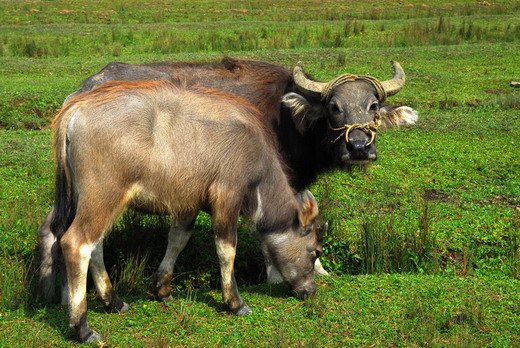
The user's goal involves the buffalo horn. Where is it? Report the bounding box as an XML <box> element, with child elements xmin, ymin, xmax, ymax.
<box><xmin>380</xmin><ymin>60</ymin><xmax>406</xmax><ymax>97</ymax></box>
<box><xmin>293</xmin><ymin>62</ymin><xmax>327</xmax><ymax>98</ymax></box>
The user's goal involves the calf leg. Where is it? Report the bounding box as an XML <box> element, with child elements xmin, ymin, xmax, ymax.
<box><xmin>210</xmin><ymin>188</ymin><xmax>251</xmax><ymax>316</ymax></box>
<box><xmin>89</xmin><ymin>244</ymin><xmax>129</xmax><ymax>313</ymax></box>
<box><xmin>152</xmin><ymin>213</ymin><xmax>197</xmax><ymax>302</ymax></box>
<box><xmin>215</xmin><ymin>233</ymin><xmax>250</xmax><ymax>316</ymax></box>
<box><xmin>61</xmin><ymin>224</ymin><xmax>103</xmax><ymax>344</ymax></box>
<box><xmin>62</xmin><ymin>190</ymin><xmax>127</xmax><ymax>343</ymax></box>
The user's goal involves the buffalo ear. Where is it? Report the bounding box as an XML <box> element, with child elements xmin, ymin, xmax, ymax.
<box><xmin>282</xmin><ymin>92</ymin><xmax>323</xmax><ymax>134</ymax></box>
<box><xmin>297</xmin><ymin>190</ymin><xmax>319</xmax><ymax>230</ymax></box>
<box><xmin>379</xmin><ymin>105</ymin><xmax>418</xmax><ymax>128</ymax></box>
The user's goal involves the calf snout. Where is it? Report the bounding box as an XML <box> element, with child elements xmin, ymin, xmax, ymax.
<box><xmin>293</xmin><ymin>281</ymin><xmax>317</xmax><ymax>300</ymax></box>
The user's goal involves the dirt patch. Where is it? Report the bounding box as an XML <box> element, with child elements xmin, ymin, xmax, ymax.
<box><xmin>484</xmin><ymin>89</ymin><xmax>508</xmax><ymax>95</ymax></box>
<box><xmin>423</xmin><ymin>189</ymin><xmax>451</xmax><ymax>202</ymax></box>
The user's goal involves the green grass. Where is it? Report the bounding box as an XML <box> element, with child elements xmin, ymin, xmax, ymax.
<box><xmin>1</xmin><ymin>0</ymin><xmax>519</xmax><ymax>345</ymax></box>
<box><xmin>2</xmin><ymin>0</ymin><xmax>519</xmax><ymax>25</ymax></box>
<box><xmin>0</xmin><ymin>275</ymin><xmax>518</xmax><ymax>346</ymax></box>
<box><xmin>1</xmin><ymin>15</ymin><xmax>519</xmax><ymax>60</ymax></box>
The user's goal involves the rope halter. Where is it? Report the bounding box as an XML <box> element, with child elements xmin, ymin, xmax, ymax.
<box><xmin>322</xmin><ymin>74</ymin><xmax>386</xmax><ymax>146</ymax></box>
<box><xmin>329</xmin><ymin>117</ymin><xmax>381</xmax><ymax>146</ymax></box>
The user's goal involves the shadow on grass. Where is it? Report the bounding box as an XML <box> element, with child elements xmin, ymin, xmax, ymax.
<box><xmin>166</xmin><ymin>281</ymin><xmax>295</xmax><ymax>315</ymax></box>
<box><xmin>29</xmin><ymin>270</ymin><xmax>297</xmax><ymax>343</ymax></box>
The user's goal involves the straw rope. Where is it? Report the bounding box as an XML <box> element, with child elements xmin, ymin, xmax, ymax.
<box><xmin>321</xmin><ymin>74</ymin><xmax>387</xmax><ymax>103</ymax></box>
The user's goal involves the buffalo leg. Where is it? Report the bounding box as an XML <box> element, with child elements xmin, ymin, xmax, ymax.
<box><xmin>61</xmin><ymin>223</ymin><xmax>102</xmax><ymax>343</ymax></box>
<box><xmin>38</xmin><ymin>207</ymin><xmax>59</xmax><ymax>303</ymax></box>
<box><xmin>38</xmin><ymin>206</ymin><xmax>71</xmax><ymax>306</ymax></box>
<box><xmin>89</xmin><ymin>244</ymin><xmax>129</xmax><ymax>313</ymax></box>
<box><xmin>152</xmin><ymin>213</ymin><xmax>197</xmax><ymax>302</ymax></box>
<box><xmin>61</xmin><ymin>190</ymin><xmax>126</xmax><ymax>343</ymax></box>
<box><xmin>210</xmin><ymin>188</ymin><xmax>251</xmax><ymax>316</ymax></box>
<box><xmin>214</xmin><ymin>233</ymin><xmax>250</xmax><ymax>316</ymax></box>
<box><xmin>313</xmin><ymin>259</ymin><xmax>329</xmax><ymax>277</ymax></box>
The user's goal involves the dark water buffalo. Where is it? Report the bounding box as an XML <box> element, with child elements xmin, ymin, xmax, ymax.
<box><xmin>65</xmin><ymin>59</ymin><xmax>417</xmax><ymax>185</ymax></box>
<box><xmin>52</xmin><ymin>81</ymin><xmax>326</xmax><ymax>343</ymax></box>
<box><xmin>39</xmin><ymin>57</ymin><xmax>417</xmax><ymax>303</ymax></box>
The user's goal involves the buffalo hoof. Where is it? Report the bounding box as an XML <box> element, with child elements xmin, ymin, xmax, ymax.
<box><xmin>233</xmin><ymin>304</ymin><xmax>252</xmax><ymax>316</ymax></box>
<box><xmin>119</xmin><ymin>302</ymin><xmax>130</xmax><ymax>313</ymax></box>
<box><xmin>83</xmin><ymin>330</ymin><xmax>103</xmax><ymax>344</ymax></box>
<box><xmin>160</xmin><ymin>295</ymin><xmax>173</xmax><ymax>303</ymax></box>
<box><xmin>107</xmin><ymin>299</ymin><xmax>130</xmax><ymax>313</ymax></box>
<box><xmin>76</xmin><ymin>324</ymin><xmax>103</xmax><ymax>344</ymax></box>
<box><xmin>152</xmin><ymin>271</ymin><xmax>173</xmax><ymax>303</ymax></box>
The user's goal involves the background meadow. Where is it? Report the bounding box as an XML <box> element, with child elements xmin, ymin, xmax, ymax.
<box><xmin>0</xmin><ymin>0</ymin><xmax>519</xmax><ymax>346</ymax></box>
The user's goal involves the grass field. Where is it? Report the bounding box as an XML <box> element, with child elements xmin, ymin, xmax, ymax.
<box><xmin>1</xmin><ymin>0</ymin><xmax>519</xmax><ymax>346</ymax></box>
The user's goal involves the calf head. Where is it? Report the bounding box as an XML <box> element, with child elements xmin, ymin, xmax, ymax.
<box><xmin>260</xmin><ymin>190</ymin><xmax>327</xmax><ymax>299</ymax></box>
<box><xmin>283</xmin><ymin>61</ymin><xmax>415</xmax><ymax>167</ymax></box>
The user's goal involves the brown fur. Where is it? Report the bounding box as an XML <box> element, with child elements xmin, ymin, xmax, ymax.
<box><xmin>52</xmin><ymin>81</ymin><xmax>323</xmax><ymax>342</ymax></box>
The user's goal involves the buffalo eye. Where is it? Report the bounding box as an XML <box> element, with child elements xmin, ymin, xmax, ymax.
<box><xmin>369</xmin><ymin>102</ymin><xmax>379</xmax><ymax>112</ymax></box>
<box><xmin>328</xmin><ymin>101</ymin><xmax>341</xmax><ymax>114</ymax></box>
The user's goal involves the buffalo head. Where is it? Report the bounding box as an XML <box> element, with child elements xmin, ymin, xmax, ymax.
<box><xmin>282</xmin><ymin>61</ymin><xmax>413</xmax><ymax>166</ymax></box>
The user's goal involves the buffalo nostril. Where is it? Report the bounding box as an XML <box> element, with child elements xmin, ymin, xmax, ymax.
<box><xmin>348</xmin><ymin>140</ymin><xmax>368</xmax><ymax>152</ymax></box>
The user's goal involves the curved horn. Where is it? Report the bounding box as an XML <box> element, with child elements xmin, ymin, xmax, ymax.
<box><xmin>293</xmin><ymin>62</ymin><xmax>327</xmax><ymax>99</ymax></box>
<box><xmin>380</xmin><ymin>60</ymin><xmax>406</xmax><ymax>97</ymax></box>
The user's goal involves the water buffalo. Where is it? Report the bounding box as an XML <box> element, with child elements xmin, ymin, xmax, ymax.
<box><xmin>52</xmin><ymin>81</ymin><xmax>326</xmax><ymax>343</ymax></box>
<box><xmin>39</xmin><ymin>57</ymin><xmax>417</xmax><ymax>303</ymax></box>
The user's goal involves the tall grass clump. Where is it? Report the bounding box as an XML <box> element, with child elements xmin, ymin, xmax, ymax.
<box><xmin>0</xmin><ymin>254</ymin><xmax>37</xmax><ymax>311</ymax></box>
<box><xmin>2</xmin><ymin>36</ymin><xmax>71</xmax><ymax>58</ymax></box>
<box><xmin>359</xmin><ymin>200</ymin><xmax>438</xmax><ymax>274</ymax></box>
<box><xmin>487</xmin><ymin>93</ymin><xmax>520</xmax><ymax>110</ymax></box>
<box><xmin>400</xmin><ymin>289</ymin><xmax>486</xmax><ymax>346</ymax></box>
<box><xmin>385</xmin><ymin>18</ymin><xmax>520</xmax><ymax>48</ymax></box>
<box><xmin>110</xmin><ymin>251</ymin><xmax>150</xmax><ymax>295</ymax></box>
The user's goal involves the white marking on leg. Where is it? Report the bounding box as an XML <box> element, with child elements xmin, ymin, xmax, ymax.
<box><xmin>89</xmin><ymin>243</ymin><xmax>111</xmax><ymax>304</ymax></box>
<box><xmin>252</xmin><ymin>188</ymin><xmax>264</xmax><ymax>224</ymax></box>
<box><xmin>215</xmin><ymin>238</ymin><xmax>236</xmax><ymax>290</ymax></box>
<box><xmin>313</xmin><ymin>258</ymin><xmax>329</xmax><ymax>277</ymax></box>
<box><xmin>79</xmin><ymin>243</ymin><xmax>95</xmax><ymax>259</ymax></box>
<box><xmin>69</xmin><ymin>242</ymin><xmax>95</xmax><ymax>324</ymax></box>
<box><xmin>157</xmin><ymin>222</ymin><xmax>193</xmax><ymax>279</ymax></box>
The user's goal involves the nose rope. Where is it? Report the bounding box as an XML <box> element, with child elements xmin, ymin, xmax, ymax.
<box><xmin>329</xmin><ymin>118</ymin><xmax>380</xmax><ymax>146</ymax></box>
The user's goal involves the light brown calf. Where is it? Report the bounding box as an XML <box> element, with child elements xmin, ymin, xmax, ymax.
<box><xmin>51</xmin><ymin>81</ymin><xmax>325</xmax><ymax>343</ymax></box>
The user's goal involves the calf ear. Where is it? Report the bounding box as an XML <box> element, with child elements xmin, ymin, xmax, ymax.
<box><xmin>298</xmin><ymin>190</ymin><xmax>319</xmax><ymax>230</ymax></box>
<box><xmin>379</xmin><ymin>105</ymin><xmax>418</xmax><ymax>128</ymax></box>
<box><xmin>282</xmin><ymin>92</ymin><xmax>323</xmax><ymax>134</ymax></box>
